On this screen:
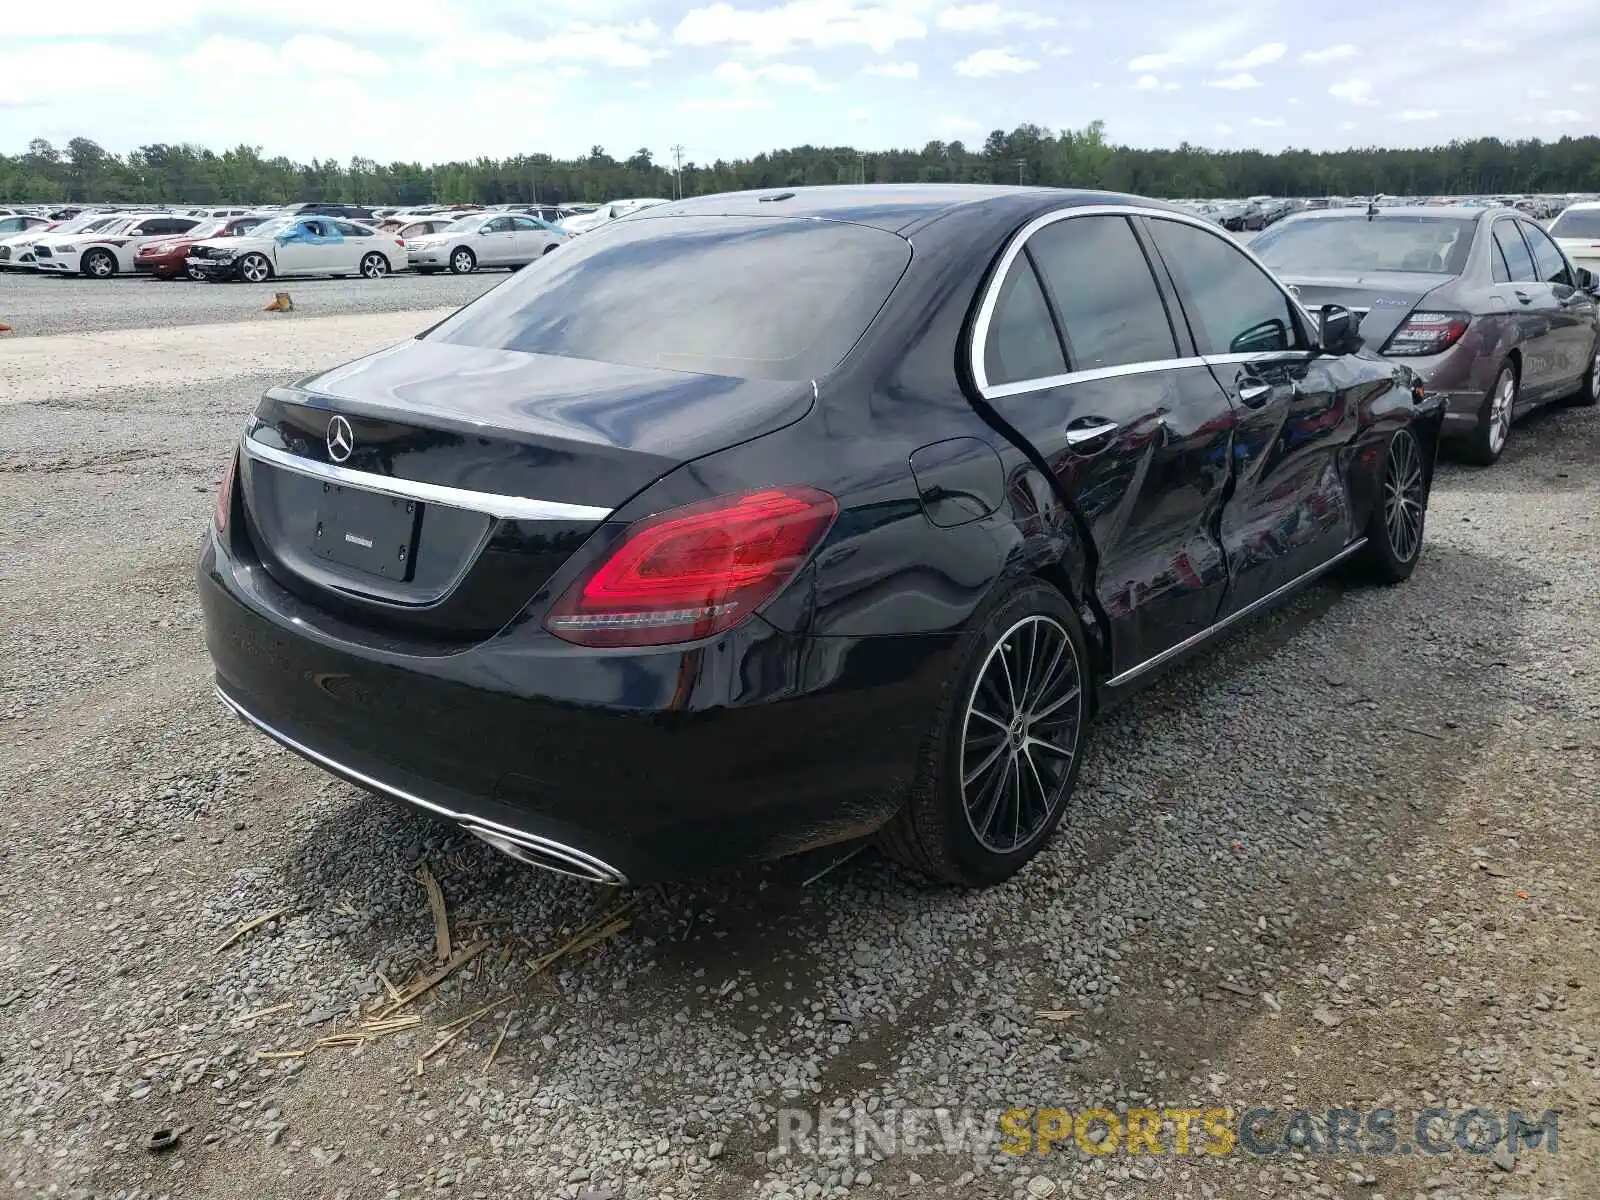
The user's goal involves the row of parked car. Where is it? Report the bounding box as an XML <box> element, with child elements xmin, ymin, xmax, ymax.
<box><xmin>0</xmin><ymin>197</ymin><xmax>673</xmax><ymax>282</ymax></box>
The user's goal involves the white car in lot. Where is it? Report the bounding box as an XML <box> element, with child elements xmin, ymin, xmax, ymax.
<box><xmin>187</xmin><ymin>214</ymin><xmax>405</xmax><ymax>282</ymax></box>
<box><xmin>558</xmin><ymin>198</ymin><xmax>669</xmax><ymax>236</ymax></box>
<box><xmin>406</xmin><ymin>212</ymin><xmax>566</xmax><ymax>274</ymax></box>
<box><xmin>0</xmin><ymin>214</ymin><xmax>54</xmax><ymax>268</ymax></box>
<box><xmin>1547</xmin><ymin>201</ymin><xmax>1600</xmax><ymax>280</ymax></box>
<box><xmin>33</xmin><ymin>213</ymin><xmax>206</xmax><ymax>277</ymax></box>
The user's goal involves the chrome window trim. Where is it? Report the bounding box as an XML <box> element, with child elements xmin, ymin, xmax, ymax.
<box><xmin>240</xmin><ymin>435</ymin><xmax>613</xmax><ymax>524</ymax></box>
<box><xmin>970</xmin><ymin>204</ymin><xmax>1315</xmax><ymax>400</ymax></box>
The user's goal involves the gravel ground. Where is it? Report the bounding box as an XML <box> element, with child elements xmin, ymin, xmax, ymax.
<box><xmin>0</xmin><ymin>269</ymin><xmax>498</xmax><ymax>337</ymax></box>
<box><xmin>1</xmin><ymin>298</ymin><xmax>1597</xmax><ymax>1200</ymax></box>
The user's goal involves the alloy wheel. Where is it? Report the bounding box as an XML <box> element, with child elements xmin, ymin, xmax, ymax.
<box><xmin>1383</xmin><ymin>430</ymin><xmax>1425</xmax><ymax>564</ymax></box>
<box><xmin>1591</xmin><ymin>349</ymin><xmax>1600</xmax><ymax>403</ymax></box>
<box><xmin>960</xmin><ymin>615</ymin><xmax>1083</xmax><ymax>855</ymax></box>
<box><xmin>86</xmin><ymin>252</ymin><xmax>113</xmax><ymax>278</ymax></box>
<box><xmin>452</xmin><ymin>250</ymin><xmax>473</xmax><ymax>274</ymax></box>
<box><xmin>362</xmin><ymin>253</ymin><xmax>388</xmax><ymax>279</ymax></box>
<box><xmin>1487</xmin><ymin>369</ymin><xmax>1515</xmax><ymax>455</ymax></box>
<box><xmin>240</xmin><ymin>255</ymin><xmax>270</xmax><ymax>283</ymax></box>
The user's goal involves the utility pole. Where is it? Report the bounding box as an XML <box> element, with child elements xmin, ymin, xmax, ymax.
<box><xmin>530</xmin><ymin>159</ymin><xmax>538</xmax><ymax>204</ymax></box>
<box><xmin>1013</xmin><ymin>158</ymin><xmax>1027</xmax><ymax>186</ymax></box>
<box><xmin>671</xmin><ymin>144</ymin><xmax>685</xmax><ymax>200</ymax></box>
<box><xmin>858</xmin><ymin>152</ymin><xmax>867</xmax><ymax>185</ymax></box>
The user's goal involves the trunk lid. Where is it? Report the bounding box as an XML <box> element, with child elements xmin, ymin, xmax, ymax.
<box><xmin>1554</xmin><ymin>237</ymin><xmax>1600</xmax><ymax>273</ymax></box>
<box><xmin>237</xmin><ymin>339</ymin><xmax>813</xmax><ymax>640</ymax></box>
<box><xmin>1278</xmin><ymin>271</ymin><xmax>1450</xmax><ymax>349</ymax></box>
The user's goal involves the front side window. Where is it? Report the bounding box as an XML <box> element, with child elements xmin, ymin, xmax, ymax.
<box><xmin>1493</xmin><ymin>223</ymin><xmax>1538</xmax><ymax>283</ymax></box>
<box><xmin>983</xmin><ymin>257</ymin><xmax>1067</xmax><ymax>386</ymax></box>
<box><xmin>1521</xmin><ymin>223</ymin><xmax>1572</xmax><ymax>287</ymax></box>
<box><xmin>1026</xmin><ymin>215</ymin><xmax>1176</xmax><ymax>370</ymax></box>
<box><xmin>432</xmin><ymin>215</ymin><xmax>912</xmax><ymax>381</ymax></box>
<box><xmin>1147</xmin><ymin>217</ymin><xmax>1298</xmax><ymax>355</ymax></box>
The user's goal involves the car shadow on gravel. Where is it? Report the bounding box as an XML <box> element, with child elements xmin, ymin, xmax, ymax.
<box><xmin>257</xmin><ymin>538</ymin><xmax>1538</xmax><ymax>1185</ymax></box>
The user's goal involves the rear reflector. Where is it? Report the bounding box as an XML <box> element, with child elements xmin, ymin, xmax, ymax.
<box><xmin>1383</xmin><ymin>311</ymin><xmax>1470</xmax><ymax>357</ymax></box>
<box><xmin>545</xmin><ymin>486</ymin><xmax>838</xmax><ymax>647</ymax></box>
<box><xmin>214</xmin><ymin>449</ymin><xmax>237</xmax><ymax>534</ymax></box>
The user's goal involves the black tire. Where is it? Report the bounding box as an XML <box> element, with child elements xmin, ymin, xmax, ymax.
<box><xmin>82</xmin><ymin>248</ymin><xmax>117</xmax><ymax>279</ymax></box>
<box><xmin>1358</xmin><ymin>427</ymin><xmax>1428</xmax><ymax>585</ymax></box>
<box><xmin>1460</xmin><ymin>361</ymin><xmax>1516</xmax><ymax>466</ymax></box>
<box><xmin>1569</xmin><ymin>339</ymin><xmax>1599</xmax><ymax>408</ymax></box>
<box><xmin>541</xmin><ymin>243</ymin><xmax>559</xmax><ymax>255</ymax></box>
<box><xmin>360</xmin><ymin>252</ymin><xmax>389</xmax><ymax>279</ymax></box>
<box><xmin>879</xmin><ymin>578</ymin><xmax>1090</xmax><ymax>886</ymax></box>
<box><xmin>237</xmin><ymin>253</ymin><xmax>272</xmax><ymax>284</ymax></box>
<box><xmin>449</xmin><ymin>247</ymin><xmax>476</xmax><ymax>275</ymax></box>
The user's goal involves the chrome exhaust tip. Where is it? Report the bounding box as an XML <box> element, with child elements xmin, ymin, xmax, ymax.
<box><xmin>464</xmin><ymin>823</ymin><xmax>628</xmax><ymax>887</ymax></box>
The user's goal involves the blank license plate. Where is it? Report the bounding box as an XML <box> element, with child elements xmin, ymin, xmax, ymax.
<box><xmin>312</xmin><ymin>485</ymin><xmax>420</xmax><ymax>581</ymax></box>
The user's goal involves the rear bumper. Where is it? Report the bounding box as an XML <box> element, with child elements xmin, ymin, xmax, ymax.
<box><xmin>1384</xmin><ymin>342</ymin><xmax>1493</xmax><ymax>436</ymax></box>
<box><xmin>198</xmin><ymin>532</ymin><xmax>954</xmax><ymax>883</ymax></box>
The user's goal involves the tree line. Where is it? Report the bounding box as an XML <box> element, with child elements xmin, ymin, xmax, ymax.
<box><xmin>5</xmin><ymin>123</ymin><xmax>1600</xmax><ymax>207</ymax></box>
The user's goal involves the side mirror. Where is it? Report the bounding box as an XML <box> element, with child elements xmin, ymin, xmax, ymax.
<box><xmin>1318</xmin><ymin>304</ymin><xmax>1363</xmax><ymax>354</ymax></box>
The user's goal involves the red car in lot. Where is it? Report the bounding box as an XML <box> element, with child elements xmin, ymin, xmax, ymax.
<box><xmin>137</xmin><ymin>215</ymin><xmax>267</xmax><ymax>280</ymax></box>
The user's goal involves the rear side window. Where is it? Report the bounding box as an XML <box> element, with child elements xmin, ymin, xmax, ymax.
<box><xmin>432</xmin><ymin>216</ymin><xmax>912</xmax><ymax>381</ymax></box>
<box><xmin>1521</xmin><ymin>223</ymin><xmax>1571</xmax><ymax>287</ymax></box>
<box><xmin>1147</xmin><ymin>217</ymin><xmax>1297</xmax><ymax>355</ymax></box>
<box><xmin>1026</xmin><ymin>216</ymin><xmax>1176</xmax><ymax>370</ymax></box>
<box><xmin>984</xmin><ymin>258</ymin><xmax>1067</xmax><ymax>386</ymax></box>
<box><xmin>1493</xmin><ymin>224</ymin><xmax>1538</xmax><ymax>283</ymax></box>
<box><xmin>334</xmin><ymin>221</ymin><xmax>369</xmax><ymax>237</ymax></box>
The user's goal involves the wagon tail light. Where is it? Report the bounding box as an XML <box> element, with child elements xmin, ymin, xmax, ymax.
<box><xmin>214</xmin><ymin>449</ymin><xmax>237</xmax><ymax>534</ymax></box>
<box><xmin>545</xmin><ymin>486</ymin><xmax>838</xmax><ymax>647</ymax></box>
<box><xmin>1381</xmin><ymin>311</ymin><xmax>1470</xmax><ymax>357</ymax></box>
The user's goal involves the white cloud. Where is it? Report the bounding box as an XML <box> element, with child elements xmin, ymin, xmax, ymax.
<box><xmin>1537</xmin><ymin>108</ymin><xmax>1587</xmax><ymax>122</ymax></box>
<box><xmin>674</xmin><ymin>1</ymin><xmax>926</xmax><ymax>56</ymax></box>
<box><xmin>713</xmin><ymin>60</ymin><xmax>829</xmax><ymax>89</ymax></box>
<box><xmin>935</xmin><ymin>4</ymin><xmax>1055</xmax><ymax>32</ymax></box>
<box><xmin>940</xmin><ymin>115</ymin><xmax>984</xmax><ymax>134</ymax></box>
<box><xmin>429</xmin><ymin>21</ymin><xmax>662</xmax><ymax>71</ymax></box>
<box><xmin>1571</xmin><ymin>82</ymin><xmax>1595</xmax><ymax>93</ymax></box>
<box><xmin>1301</xmin><ymin>43</ymin><xmax>1359</xmax><ymax>63</ymax></box>
<box><xmin>7</xmin><ymin>0</ymin><xmax>458</xmax><ymax>39</ymax></box>
<box><xmin>1133</xmin><ymin>74</ymin><xmax>1159</xmax><ymax>90</ymax></box>
<box><xmin>1207</xmin><ymin>73</ymin><xmax>1260</xmax><ymax>90</ymax></box>
<box><xmin>1399</xmin><ymin>109</ymin><xmax>1439</xmax><ymax>121</ymax></box>
<box><xmin>847</xmin><ymin>106</ymin><xmax>870</xmax><ymax>121</ymax></box>
<box><xmin>954</xmin><ymin>48</ymin><xmax>1038</xmax><ymax>77</ymax></box>
<box><xmin>1222</xmin><ymin>42</ymin><xmax>1285</xmax><ymax>70</ymax></box>
<box><xmin>1329</xmin><ymin>79</ymin><xmax>1376</xmax><ymax>105</ymax></box>
<box><xmin>863</xmin><ymin>60</ymin><xmax>919</xmax><ymax>78</ymax></box>
<box><xmin>280</xmin><ymin>34</ymin><xmax>391</xmax><ymax>77</ymax></box>
<box><xmin>1215</xmin><ymin>123</ymin><xmax>1235</xmax><ymax>137</ymax></box>
<box><xmin>1041</xmin><ymin>42</ymin><xmax>1072</xmax><ymax>57</ymax></box>
<box><xmin>1127</xmin><ymin>52</ymin><xmax>1181</xmax><ymax>71</ymax></box>
<box><xmin>1249</xmin><ymin>117</ymin><xmax>1285</xmax><ymax>128</ymax></box>
<box><xmin>679</xmin><ymin>95</ymin><xmax>773</xmax><ymax>111</ymax></box>
<box><xmin>0</xmin><ymin>42</ymin><xmax>161</xmax><ymax>105</ymax></box>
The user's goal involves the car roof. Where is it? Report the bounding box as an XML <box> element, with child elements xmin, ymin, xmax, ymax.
<box><xmin>1557</xmin><ymin>200</ymin><xmax>1600</xmax><ymax>212</ymax></box>
<box><xmin>635</xmin><ymin>184</ymin><xmax>1188</xmax><ymax>234</ymax></box>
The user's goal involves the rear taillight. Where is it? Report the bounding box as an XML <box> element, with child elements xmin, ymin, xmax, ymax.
<box><xmin>1383</xmin><ymin>311</ymin><xmax>1470</xmax><ymax>357</ymax></box>
<box><xmin>214</xmin><ymin>450</ymin><xmax>237</xmax><ymax>534</ymax></box>
<box><xmin>545</xmin><ymin>486</ymin><xmax>838</xmax><ymax>647</ymax></box>
<box><xmin>396</xmin><ymin>237</ymin><xmax>407</xmax><ymax>247</ymax></box>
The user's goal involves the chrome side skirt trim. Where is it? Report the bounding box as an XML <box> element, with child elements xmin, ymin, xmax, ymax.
<box><xmin>1105</xmin><ymin>539</ymin><xmax>1368</xmax><ymax>690</ymax></box>
<box><xmin>240</xmin><ymin>436</ymin><xmax>614</xmax><ymax>524</ymax></box>
<box><xmin>213</xmin><ymin>685</ymin><xmax>628</xmax><ymax>886</ymax></box>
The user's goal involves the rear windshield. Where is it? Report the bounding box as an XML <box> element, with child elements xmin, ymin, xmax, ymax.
<box><xmin>430</xmin><ymin>215</ymin><xmax>912</xmax><ymax>381</ymax></box>
<box><xmin>1549</xmin><ymin>209</ymin><xmax>1600</xmax><ymax>240</ymax></box>
<box><xmin>1252</xmin><ymin>215</ymin><xmax>1477</xmax><ymax>275</ymax></box>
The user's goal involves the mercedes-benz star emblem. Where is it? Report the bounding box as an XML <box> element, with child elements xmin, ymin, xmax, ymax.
<box><xmin>326</xmin><ymin>415</ymin><xmax>355</xmax><ymax>464</ymax></box>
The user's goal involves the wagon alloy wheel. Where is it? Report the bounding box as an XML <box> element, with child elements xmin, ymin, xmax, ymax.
<box><xmin>1382</xmin><ymin>429</ymin><xmax>1426</xmax><ymax>564</ymax></box>
<box><xmin>238</xmin><ymin>254</ymin><xmax>271</xmax><ymax>284</ymax></box>
<box><xmin>960</xmin><ymin>615</ymin><xmax>1083</xmax><ymax>855</ymax></box>
<box><xmin>361</xmin><ymin>252</ymin><xmax>388</xmax><ymax>279</ymax></box>
<box><xmin>1486</xmin><ymin>368</ymin><xmax>1515</xmax><ymax>456</ymax></box>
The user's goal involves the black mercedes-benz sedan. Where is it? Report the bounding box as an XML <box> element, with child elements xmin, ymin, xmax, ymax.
<box><xmin>199</xmin><ymin>185</ymin><xmax>1445</xmax><ymax>888</ymax></box>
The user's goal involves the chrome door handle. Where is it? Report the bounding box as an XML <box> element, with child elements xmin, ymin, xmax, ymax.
<box><xmin>1064</xmin><ymin>419</ymin><xmax>1119</xmax><ymax>451</ymax></box>
<box><xmin>1237</xmin><ymin>382</ymin><xmax>1273</xmax><ymax>407</ymax></box>
<box><xmin>1514</xmin><ymin>289</ymin><xmax>1533</xmax><ymax>304</ymax></box>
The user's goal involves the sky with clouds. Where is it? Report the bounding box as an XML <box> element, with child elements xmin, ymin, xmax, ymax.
<box><xmin>3</xmin><ymin>0</ymin><xmax>1597</xmax><ymax>165</ymax></box>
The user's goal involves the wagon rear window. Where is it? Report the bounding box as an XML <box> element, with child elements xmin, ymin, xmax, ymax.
<box><xmin>429</xmin><ymin>215</ymin><xmax>912</xmax><ymax>381</ymax></box>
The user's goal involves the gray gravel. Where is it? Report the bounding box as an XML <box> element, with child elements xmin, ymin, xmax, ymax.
<box><xmin>0</xmin><ymin>268</ymin><xmax>499</xmax><ymax>337</ymax></box>
<box><xmin>1</xmin><ymin>296</ymin><xmax>1597</xmax><ymax>1200</ymax></box>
